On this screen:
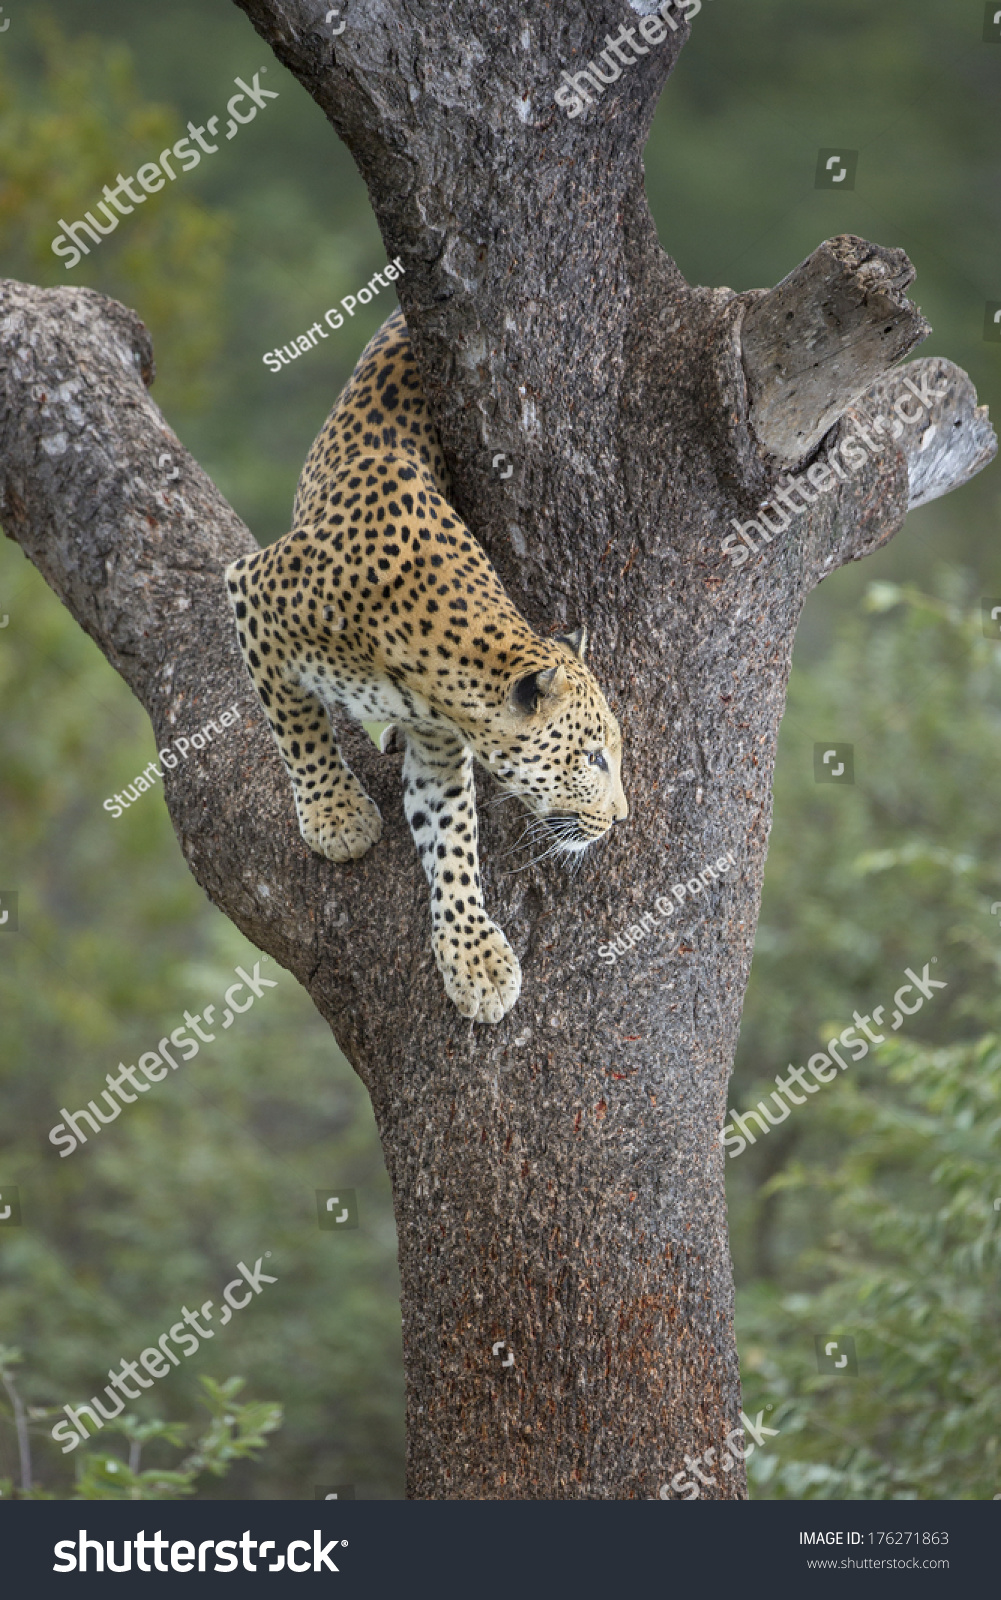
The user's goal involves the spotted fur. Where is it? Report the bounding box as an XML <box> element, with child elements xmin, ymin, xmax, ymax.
<box><xmin>225</xmin><ymin>309</ymin><xmax>627</xmax><ymax>1022</ymax></box>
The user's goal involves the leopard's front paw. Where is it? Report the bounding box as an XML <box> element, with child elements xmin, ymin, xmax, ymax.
<box><xmin>299</xmin><ymin>795</ymin><xmax>383</xmax><ymax>862</ymax></box>
<box><xmin>434</xmin><ymin>921</ymin><xmax>522</xmax><ymax>1024</ymax></box>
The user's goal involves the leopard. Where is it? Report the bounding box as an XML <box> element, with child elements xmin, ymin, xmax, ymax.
<box><xmin>225</xmin><ymin>306</ymin><xmax>627</xmax><ymax>1023</ymax></box>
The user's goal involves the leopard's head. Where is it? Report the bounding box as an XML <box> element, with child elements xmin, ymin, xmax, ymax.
<box><xmin>475</xmin><ymin>628</ymin><xmax>627</xmax><ymax>857</ymax></box>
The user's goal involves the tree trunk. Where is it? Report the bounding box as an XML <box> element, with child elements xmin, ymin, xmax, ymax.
<box><xmin>1</xmin><ymin>0</ymin><xmax>994</xmax><ymax>1498</ymax></box>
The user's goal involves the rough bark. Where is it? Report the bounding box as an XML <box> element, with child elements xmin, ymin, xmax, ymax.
<box><xmin>1</xmin><ymin>0</ymin><xmax>994</xmax><ymax>1499</ymax></box>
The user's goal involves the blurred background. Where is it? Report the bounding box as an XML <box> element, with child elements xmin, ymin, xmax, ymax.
<box><xmin>0</xmin><ymin>0</ymin><xmax>998</xmax><ymax>1499</ymax></box>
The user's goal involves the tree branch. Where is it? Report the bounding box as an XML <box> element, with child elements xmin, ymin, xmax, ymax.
<box><xmin>740</xmin><ymin>234</ymin><xmax>931</xmax><ymax>465</ymax></box>
<box><xmin>0</xmin><ymin>279</ymin><xmax>406</xmax><ymax>1069</ymax></box>
<box><xmin>860</xmin><ymin>356</ymin><xmax>997</xmax><ymax>509</ymax></box>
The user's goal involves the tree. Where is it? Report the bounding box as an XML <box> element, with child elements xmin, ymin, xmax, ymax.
<box><xmin>0</xmin><ymin>0</ymin><xmax>994</xmax><ymax>1499</ymax></box>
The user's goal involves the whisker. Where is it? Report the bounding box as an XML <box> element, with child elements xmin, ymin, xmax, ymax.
<box><xmin>495</xmin><ymin>795</ymin><xmax>601</xmax><ymax>876</ymax></box>
<box><xmin>500</xmin><ymin>834</ymin><xmax>573</xmax><ymax>876</ymax></box>
<box><xmin>488</xmin><ymin>787</ymin><xmax>536</xmax><ymax>809</ymax></box>
<box><xmin>508</xmin><ymin>815</ymin><xmax>557</xmax><ymax>838</ymax></box>
<box><xmin>499</xmin><ymin>822</ymin><xmax>545</xmax><ymax>858</ymax></box>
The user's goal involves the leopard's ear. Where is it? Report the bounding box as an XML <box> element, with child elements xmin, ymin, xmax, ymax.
<box><xmin>554</xmin><ymin>626</ymin><xmax>588</xmax><ymax>661</ymax></box>
<box><xmin>509</xmin><ymin>662</ymin><xmax>572</xmax><ymax>716</ymax></box>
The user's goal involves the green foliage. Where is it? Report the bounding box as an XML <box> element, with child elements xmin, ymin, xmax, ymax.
<box><xmin>0</xmin><ymin>1351</ymin><xmax>281</xmax><ymax>1500</ymax></box>
<box><xmin>729</xmin><ymin>579</ymin><xmax>1001</xmax><ymax>1276</ymax></box>
<box><xmin>0</xmin><ymin>15</ymin><xmax>230</xmax><ymax>412</ymax></box>
<box><xmin>731</xmin><ymin>582</ymin><xmax>1001</xmax><ymax>1497</ymax></box>
<box><xmin>738</xmin><ymin>1032</ymin><xmax>1001</xmax><ymax>1499</ymax></box>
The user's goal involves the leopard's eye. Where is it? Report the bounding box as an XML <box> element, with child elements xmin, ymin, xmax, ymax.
<box><xmin>587</xmin><ymin>751</ymin><xmax>609</xmax><ymax>773</ymax></box>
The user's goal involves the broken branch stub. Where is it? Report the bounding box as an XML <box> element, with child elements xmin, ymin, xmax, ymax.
<box><xmin>855</xmin><ymin>356</ymin><xmax>998</xmax><ymax>510</ymax></box>
<box><xmin>740</xmin><ymin>233</ymin><xmax>931</xmax><ymax>465</ymax></box>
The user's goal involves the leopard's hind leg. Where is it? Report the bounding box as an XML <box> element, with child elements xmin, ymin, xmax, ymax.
<box><xmin>225</xmin><ymin>559</ymin><xmax>382</xmax><ymax>862</ymax></box>
<box><xmin>264</xmin><ymin>675</ymin><xmax>382</xmax><ymax>862</ymax></box>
